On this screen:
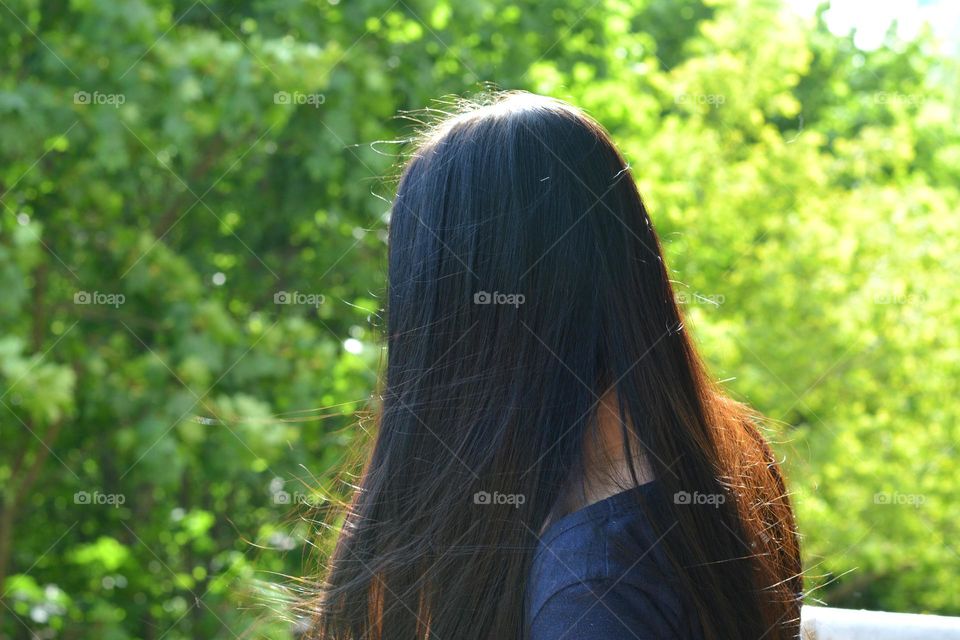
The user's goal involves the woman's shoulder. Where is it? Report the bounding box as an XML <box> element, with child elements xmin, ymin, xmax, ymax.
<box><xmin>526</xmin><ymin>481</ymin><xmax>701</xmax><ymax>639</ymax></box>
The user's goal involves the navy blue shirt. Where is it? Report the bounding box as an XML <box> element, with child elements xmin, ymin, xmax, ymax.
<box><xmin>526</xmin><ymin>481</ymin><xmax>703</xmax><ymax>639</ymax></box>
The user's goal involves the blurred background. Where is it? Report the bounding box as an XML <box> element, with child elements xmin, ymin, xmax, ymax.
<box><xmin>1</xmin><ymin>0</ymin><xmax>958</xmax><ymax>637</ymax></box>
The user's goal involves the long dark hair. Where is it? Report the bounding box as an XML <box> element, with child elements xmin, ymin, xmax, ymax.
<box><xmin>308</xmin><ymin>92</ymin><xmax>802</xmax><ymax>639</ymax></box>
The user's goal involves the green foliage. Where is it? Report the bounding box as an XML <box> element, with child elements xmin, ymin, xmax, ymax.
<box><xmin>0</xmin><ymin>0</ymin><xmax>957</xmax><ymax>636</ymax></box>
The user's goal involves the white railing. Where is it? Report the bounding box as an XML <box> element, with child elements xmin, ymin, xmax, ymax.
<box><xmin>802</xmin><ymin>606</ymin><xmax>960</xmax><ymax>640</ymax></box>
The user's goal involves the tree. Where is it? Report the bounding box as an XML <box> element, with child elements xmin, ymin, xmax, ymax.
<box><xmin>1</xmin><ymin>0</ymin><xmax>957</xmax><ymax>637</ymax></box>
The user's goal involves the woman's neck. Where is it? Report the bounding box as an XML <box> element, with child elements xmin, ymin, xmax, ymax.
<box><xmin>583</xmin><ymin>390</ymin><xmax>655</xmax><ymax>498</ymax></box>
<box><xmin>544</xmin><ymin>390</ymin><xmax>655</xmax><ymax>530</ymax></box>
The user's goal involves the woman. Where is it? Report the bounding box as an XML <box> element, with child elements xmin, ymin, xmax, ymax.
<box><xmin>309</xmin><ymin>92</ymin><xmax>802</xmax><ymax>639</ymax></box>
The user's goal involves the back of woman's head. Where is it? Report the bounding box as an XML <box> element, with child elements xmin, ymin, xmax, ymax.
<box><xmin>311</xmin><ymin>91</ymin><xmax>802</xmax><ymax>640</ymax></box>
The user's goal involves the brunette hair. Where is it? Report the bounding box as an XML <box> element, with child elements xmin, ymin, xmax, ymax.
<box><xmin>309</xmin><ymin>92</ymin><xmax>802</xmax><ymax>640</ymax></box>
